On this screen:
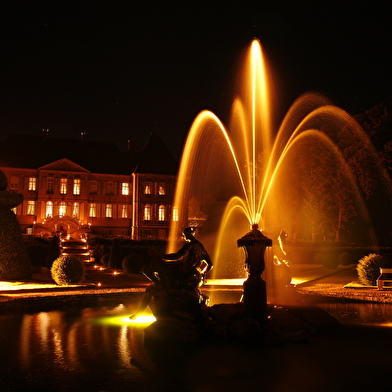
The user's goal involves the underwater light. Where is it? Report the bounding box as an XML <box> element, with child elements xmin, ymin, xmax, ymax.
<box><xmin>94</xmin><ymin>315</ymin><xmax>156</xmax><ymax>327</ymax></box>
<box><xmin>203</xmin><ymin>278</ymin><xmax>245</xmax><ymax>286</ymax></box>
<box><xmin>291</xmin><ymin>278</ymin><xmax>307</xmax><ymax>285</ymax></box>
<box><xmin>128</xmin><ymin>315</ymin><xmax>156</xmax><ymax>324</ymax></box>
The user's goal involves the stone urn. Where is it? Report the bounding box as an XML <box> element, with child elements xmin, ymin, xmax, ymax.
<box><xmin>237</xmin><ymin>224</ymin><xmax>272</xmax><ymax>323</ymax></box>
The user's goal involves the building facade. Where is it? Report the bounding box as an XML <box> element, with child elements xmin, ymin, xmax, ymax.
<box><xmin>0</xmin><ymin>132</ymin><xmax>178</xmax><ymax>240</ymax></box>
<box><xmin>132</xmin><ymin>172</ymin><xmax>177</xmax><ymax>239</ymax></box>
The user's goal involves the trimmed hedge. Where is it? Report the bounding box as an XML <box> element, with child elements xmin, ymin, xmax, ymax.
<box><xmin>101</xmin><ymin>253</ymin><xmax>110</xmax><ymax>267</ymax></box>
<box><xmin>122</xmin><ymin>253</ymin><xmax>144</xmax><ymax>274</ymax></box>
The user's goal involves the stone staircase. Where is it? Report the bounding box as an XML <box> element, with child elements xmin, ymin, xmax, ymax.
<box><xmin>60</xmin><ymin>239</ymin><xmax>91</xmax><ymax>263</ymax></box>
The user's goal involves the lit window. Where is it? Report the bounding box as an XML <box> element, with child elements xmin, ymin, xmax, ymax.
<box><xmin>28</xmin><ymin>177</ymin><xmax>36</xmax><ymax>191</ymax></box>
<box><xmin>46</xmin><ymin>201</ymin><xmax>53</xmax><ymax>218</ymax></box>
<box><xmin>144</xmin><ymin>184</ymin><xmax>151</xmax><ymax>195</ymax></box>
<box><xmin>27</xmin><ymin>201</ymin><xmax>35</xmax><ymax>215</ymax></box>
<box><xmin>10</xmin><ymin>176</ymin><xmax>19</xmax><ymax>190</ymax></box>
<box><xmin>106</xmin><ymin>204</ymin><xmax>112</xmax><ymax>218</ymax></box>
<box><xmin>172</xmin><ymin>207</ymin><xmax>179</xmax><ymax>222</ymax></box>
<box><xmin>90</xmin><ymin>180</ymin><xmax>98</xmax><ymax>193</ymax></box>
<box><xmin>60</xmin><ymin>178</ymin><xmax>67</xmax><ymax>195</ymax></box>
<box><xmin>144</xmin><ymin>204</ymin><xmax>151</xmax><ymax>220</ymax></box>
<box><xmin>159</xmin><ymin>205</ymin><xmax>165</xmax><ymax>221</ymax></box>
<box><xmin>72</xmin><ymin>202</ymin><xmax>80</xmax><ymax>218</ymax></box>
<box><xmin>121</xmin><ymin>204</ymin><xmax>128</xmax><ymax>218</ymax></box>
<box><xmin>89</xmin><ymin>203</ymin><xmax>96</xmax><ymax>218</ymax></box>
<box><xmin>73</xmin><ymin>179</ymin><xmax>81</xmax><ymax>195</ymax></box>
<box><xmin>59</xmin><ymin>202</ymin><xmax>67</xmax><ymax>217</ymax></box>
<box><xmin>106</xmin><ymin>181</ymin><xmax>113</xmax><ymax>194</ymax></box>
<box><xmin>47</xmin><ymin>177</ymin><xmax>54</xmax><ymax>193</ymax></box>
<box><xmin>159</xmin><ymin>185</ymin><xmax>165</xmax><ymax>195</ymax></box>
<box><xmin>121</xmin><ymin>182</ymin><xmax>129</xmax><ymax>195</ymax></box>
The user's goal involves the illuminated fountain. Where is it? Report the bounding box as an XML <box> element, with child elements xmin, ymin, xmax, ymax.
<box><xmin>169</xmin><ymin>39</ymin><xmax>391</xmax><ymax>304</ymax></box>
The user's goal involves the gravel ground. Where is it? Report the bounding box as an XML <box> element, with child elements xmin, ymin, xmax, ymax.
<box><xmin>296</xmin><ymin>267</ymin><xmax>392</xmax><ymax>303</ymax></box>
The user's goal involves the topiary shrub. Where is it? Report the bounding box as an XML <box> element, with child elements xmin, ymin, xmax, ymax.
<box><xmin>122</xmin><ymin>253</ymin><xmax>144</xmax><ymax>274</ymax></box>
<box><xmin>357</xmin><ymin>253</ymin><xmax>392</xmax><ymax>286</ymax></box>
<box><xmin>51</xmin><ymin>255</ymin><xmax>85</xmax><ymax>285</ymax></box>
<box><xmin>101</xmin><ymin>253</ymin><xmax>110</xmax><ymax>267</ymax></box>
<box><xmin>0</xmin><ymin>183</ymin><xmax>32</xmax><ymax>280</ymax></box>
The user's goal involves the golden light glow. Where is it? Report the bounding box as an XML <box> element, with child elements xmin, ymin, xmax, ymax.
<box><xmin>378</xmin><ymin>322</ymin><xmax>392</xmax><ymax>327</ymax></box>
<box><xmin>290</xmin><ymin>278</ymin><xmax>307</xmax><ymax>285</ymax></box>
<box><xmin>94</xmin><ymin>315</ymin><xmax>156</xmax><ymax>327</ymax></box>
<box><xmin>203</xmin><ymin>278</ymin><xmax>245</xmax><ymax>286</ymax></box>
<box><xmin>0</xmin><ymin>281</ymin><xmax>60</xmax><ymax>290</ymax></box>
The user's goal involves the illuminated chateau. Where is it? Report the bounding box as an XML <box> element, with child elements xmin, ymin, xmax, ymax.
<box><xmin>0</xmin><ymin>131</ymin><xmax>178</xmax><ymax>240</ymax></box>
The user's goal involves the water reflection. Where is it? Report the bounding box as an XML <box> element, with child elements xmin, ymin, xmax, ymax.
<box><xmin>2</xmin><ymin>293</ymin><xmax>392</xmax><ymax>391</ymax></box>
<box><xmin>319</xmin><ymin>301</ymin><xmax>392</xmax><ymax>327</ymax></box>
<box><xmin>0</xmin><ymin>295</ymin><xmax>153</xmax><ymax>391</ymax></box>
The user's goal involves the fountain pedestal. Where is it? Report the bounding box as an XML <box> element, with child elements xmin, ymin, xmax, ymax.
<box><xmin>238</xmin><ymin>224</ymin><xmax>272</xmax><ymax>323</ymax></box>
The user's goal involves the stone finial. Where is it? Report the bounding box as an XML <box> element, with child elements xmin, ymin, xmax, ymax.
<box><xmin>237</xmin><ymin>224</ymin><xmax>272</xmax><ymax>247</ymax></box>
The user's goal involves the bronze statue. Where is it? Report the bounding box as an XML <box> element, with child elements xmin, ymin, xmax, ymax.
<box><xmin>130</xmin><ymin>227</ymin><xmax>212</xmax><ymax>319</ymax></box>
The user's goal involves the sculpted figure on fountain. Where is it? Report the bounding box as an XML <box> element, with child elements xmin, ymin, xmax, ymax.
<box><xmin>130</xmin><ymin>227</ymin><xmax>212</xmax><ymax>320</ymax></box>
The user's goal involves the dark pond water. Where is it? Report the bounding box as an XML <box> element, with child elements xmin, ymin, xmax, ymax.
<box><xmin>318</xmin><ymin>301</ymin><xmax>392</xmax><ymax>327</ymax></box>
<box><xmin>0</xmin><ymin>294</ymin><xmax>154</xmax><ymax>391</ymax></box>
<box><xmin>1</xmin><ymin>293</ymin><xmax>392</xmax><ymax>392</ymax></box>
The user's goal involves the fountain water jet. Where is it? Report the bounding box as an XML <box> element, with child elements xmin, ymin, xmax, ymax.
<box><xmin>168</xmin><ymin>39</ymin><xmax>392</xmax><ymax>302</ymax></box>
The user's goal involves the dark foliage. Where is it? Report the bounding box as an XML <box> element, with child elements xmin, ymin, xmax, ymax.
<box><xmin>122</xmin><ymin>253</ymin><xmax>144</xmax><ymax>274</ymax></box>
<box><xmin>0</xmin><ymin>208</ymin><xmax>32</xmax><ymax>280</ymax></box>
<box><xmin>108</xmin><ymin>238</ymin><xmax>122</xmax><ymax>269</ymax></box>
<box><xmin>101</xmin><ymin>253</ymin><xmax>110</xmax><ymax>267</ymax></box>
<box><xmin>26</xmin><ymin>240</ymin><xmax>50</xmax><ymax>267</ymax></box>
<box><xmin>45</xmin><ymin>236</ymin><xmax>61</xmax><ymax>269</ymax></box>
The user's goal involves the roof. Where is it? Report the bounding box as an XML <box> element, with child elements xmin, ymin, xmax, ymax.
<box><xmin>0</xmin><ymin>132</ymin><xmax>177</xmax><ymax>176</ymax></box>
<box><xmin>0</xmin><ymin>133</ymin><xmax>131</xmax><ymax>174</ymax></box>
<box><xmin>133</xmin><ymin>133</ymin><xmax>178</xmax><ymax>175</ymax></box>
<box><xmin>39</xmin><ymin>158</ymin><xmax>91</xmax><ymax>173</ymax></box>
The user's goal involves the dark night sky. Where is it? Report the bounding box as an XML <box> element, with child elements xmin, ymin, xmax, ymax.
<box><xmin>0</xmin><ymin>0</ymin><xmax>391</xmax><ymax>159</ymax></box>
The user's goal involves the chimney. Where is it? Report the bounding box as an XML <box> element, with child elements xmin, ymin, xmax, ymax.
<box><xmin>42</xmin><ymin>128</ymin><xmax>49</xmax><ymax>141</ymax></box>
